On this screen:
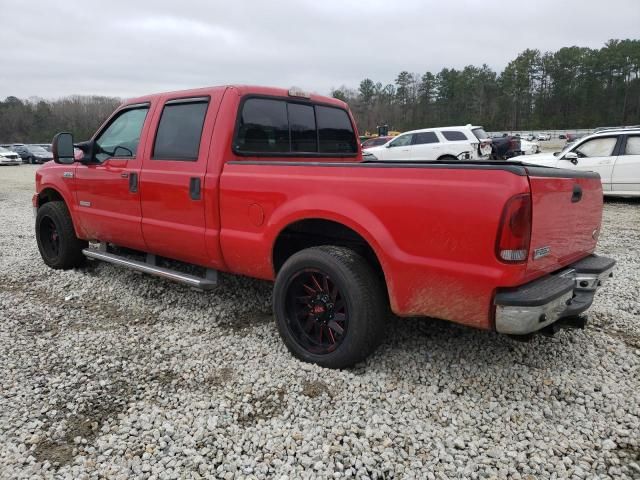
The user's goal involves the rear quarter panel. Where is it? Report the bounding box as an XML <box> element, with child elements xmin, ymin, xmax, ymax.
<box><xmin>219</xmin><ymin>163</ymin><xmax>534</xmax><ymax>329</ymax></box>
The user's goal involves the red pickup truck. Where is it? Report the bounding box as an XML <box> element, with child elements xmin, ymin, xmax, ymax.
<box><xmin>33</xmin><ymin>85</ymin><xmax>615</xmax><ymax>368</ymax></box>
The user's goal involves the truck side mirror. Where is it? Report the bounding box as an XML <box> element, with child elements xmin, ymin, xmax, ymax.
<box><xmin>52</xmin><ymin>132</ymin><xmax>75</xmax><ymax>164</ymax></box>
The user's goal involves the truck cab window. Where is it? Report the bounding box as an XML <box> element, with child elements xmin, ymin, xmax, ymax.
<box><xmin>289</xmin><ymin>103</ymin><xmax>317</xmax><ymax>153</ymax></box>
<box><xmin>95</xmin><ymin>107</ymin><xmax>149</xmax><ymax>162</ymax></box>
<box><xmin>153</xmin><ymin>101</ymin><xmax>209</xmax><ymax>161</ymax></box>
<box><xmin>236</xmin><ymin>98</ymin><xmax>289</xmax><ymax>153</ymax></box>
<box><xmin>316</xmin><ymin>106</ymin><xmax>357</xmax><ymax>154</ymax></box>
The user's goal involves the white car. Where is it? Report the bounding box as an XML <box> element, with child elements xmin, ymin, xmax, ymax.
<box><xmin>510</xmin><ymin>128</ymin><xmax>640</xmax><ymax>197</ymax></box>
<box><xmin>365</xmin><ymin>125</ymin><xmax>492</xmax><ymax>161</ymax></box>
<box><xmin>0</xmin><ymin>146</ymin><xmax>22</xmax><ymax>165</ymax></box>
<box><xmin>520</xmin><ymin>138</ymin><xmax>540</xmax><ymax>155</ymax></box>
<box><xmin>537</xmin><ymin>133</ymin><xmax>551</xmax><ymax>141</ymax></box>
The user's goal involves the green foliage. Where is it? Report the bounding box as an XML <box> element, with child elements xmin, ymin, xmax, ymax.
<box><xmin>0</xmin><ymin>95</ymin><xmax>121</xmax><ymax>143</ymax></box>
<box><xmin>342</xmin><ymin>39</ymin><xmax>640</xmax><ymax>133</ymax></box>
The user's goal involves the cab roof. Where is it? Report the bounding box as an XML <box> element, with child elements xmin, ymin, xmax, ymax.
<box><xmin>123</xmin><ymin>85</ymin><xmax>348</xmax><ymax>109</ymax></box>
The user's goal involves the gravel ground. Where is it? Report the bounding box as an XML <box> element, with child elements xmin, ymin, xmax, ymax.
<box><xmin>1</xmin><ymin>164</ymin><xmax>638</xmax><ymax>480</ymax></box>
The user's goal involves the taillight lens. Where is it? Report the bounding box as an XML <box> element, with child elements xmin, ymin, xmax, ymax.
<box><xmin>496</xmin><ymin>193</ymin><xmax>532</xmax><ymax>263</ymax></box>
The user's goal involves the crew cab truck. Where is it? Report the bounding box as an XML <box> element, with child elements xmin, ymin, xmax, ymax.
<box><xmin>34</xmin><ymin>85</ymin><xmax>615</xmax><ymax>368</ymax></box>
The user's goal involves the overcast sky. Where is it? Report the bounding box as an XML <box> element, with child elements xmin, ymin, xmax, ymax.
<box><xmin>2</xmin><ymin>0</ymin><xmax>639</xmax><ymax>100</ymax></box>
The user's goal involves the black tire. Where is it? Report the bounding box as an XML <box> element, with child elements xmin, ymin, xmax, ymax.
<box><xmin>437</xmin><ymin>155</ymin><xmax>458</xmax><ymax>161</ymax></box>
<box><xmin>273</xmin><ymin>246</ymin><xmax>387</xmax><ymax>368</ymax></box>
<box><xmin>29</xmin><ymin>156</ymin><xmax>35</xmax><ymax>164</ymax></box>
<box><xmin>36</xmin><ymin>201</ymin><xmax>87</xmax><ymax>269</ymax></box>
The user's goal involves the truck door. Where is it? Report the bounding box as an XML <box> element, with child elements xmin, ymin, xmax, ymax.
<box><xmin>139</xmin><ymin>96</ymin><xmax>215</xmax><ymax>266</ymax></box>
<box><xmin>73</xmin><ymin>104</ymin><xmax>151</xmax><ymax>250</ymax></box>
<box><xmin>557</xmin><ymin>136</ymin><xmax>618</xmax><ymax>190</ymax></box>
<box><xmin>611</xmin><ymin>135</ymin><xmax>640</xmax><ymax>194</ymax></box>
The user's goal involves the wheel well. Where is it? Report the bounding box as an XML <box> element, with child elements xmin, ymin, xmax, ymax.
<box><xmin>273</xmin><ymin>219</ymin><xmax>386</xmax><ymax>281</ymax></box>
<box><xmin>38</xmin><ymin>188</ymin><xmax>64</xmax><ymax>206</ymax></box>
<box><xmin>437</xmin><ymin>154</ymin><xmax>458</xmax><ymax>160</ymax></box>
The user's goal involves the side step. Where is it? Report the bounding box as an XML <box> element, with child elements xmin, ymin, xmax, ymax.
<box><xmin>82</xmin><ymin>247</ymin><xmax>218</xmax><ymax>290</ymax></box>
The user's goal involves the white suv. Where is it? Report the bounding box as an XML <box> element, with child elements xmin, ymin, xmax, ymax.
<box><xmin>364</xmin><ymin>125</ymin><xmax>492</xmax><ymax>161</ymax></box>
<box><xmin>510</xmin><ymin>128</ymin><xmax>640</xmax><ymax>197</ymax></box>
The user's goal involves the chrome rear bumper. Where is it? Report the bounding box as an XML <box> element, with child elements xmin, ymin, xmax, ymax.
<box><xmin>494</xmin><ymin>255</ymin><xmax>615</xmax><ymax>335</ymax></box>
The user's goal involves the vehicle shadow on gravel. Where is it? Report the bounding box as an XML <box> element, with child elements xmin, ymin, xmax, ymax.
<box><xmin>374</xmin><ymin>315</ymin><xmax>600</xmax><ymax>381</ymax></box>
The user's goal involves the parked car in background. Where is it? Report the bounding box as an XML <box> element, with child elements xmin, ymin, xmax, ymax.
<box><xmin>510</xmin><ymin>127</ymin><xmax>640</xmax><ymax>197</ymax></box>
<box><xmin>365</xmin><ymin>125</ymin><xmax>492</xmax><ymax>161</ymax></box>
<box><xmin>0</xmin><ymin>146</ymin><xmax>22</xmax><ymax>165</ymax></box>
<box><xmin>361</xmin><ymin>136</ymin><xmax>394</xmax><ymax>149</ymax></box>
<box><xmin>13</xmin><ymin>144</ymin><xmax>54</xmax><ymax>164</ymax></box>
<box><xmin>36</xmin><ymin>143</ymin><xmax>52</xmax><ymax>152</ymax></box>
<box><xmin>520</xmin><ymin>138</ymin><xmax>540</xmax><ymax>155</ymax></box>
<box><xmin>537</xmin><ymin>133</ymin><xmax>551</xmax><ymax>141</ymax></box>
<box><xmin>491</xmin><ymin>136</ymin><xmax>539</xmax><ymax>159</ymax></box>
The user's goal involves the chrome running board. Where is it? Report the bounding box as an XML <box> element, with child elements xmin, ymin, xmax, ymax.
<box><xmin>82</xmin><ymin>247</ymin><xmax>218</xmax><ymax>290</ymax></box>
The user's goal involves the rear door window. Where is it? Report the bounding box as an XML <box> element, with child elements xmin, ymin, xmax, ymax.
<box><xmin>413</xmin><ymin>132</ymin><xmax>439</xmax><ymax>145</ymax></box>
<box><xmin>153</xmin><ymin>100</ymin><xmax>209</xmax><ymax>161</ymax></box>
<box><xmin>441</xmin><ymin>130</ymin><xmax>468</xmax><ymax>141</ymax></box>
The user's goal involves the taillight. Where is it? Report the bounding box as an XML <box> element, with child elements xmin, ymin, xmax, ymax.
<box><xmin>496</xmin><ymin>193</ymin><xmax>532</xmax><ymax>263</ymax></box>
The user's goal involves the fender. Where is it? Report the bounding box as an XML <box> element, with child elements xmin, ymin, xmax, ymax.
<box><xmin>35</xmin><ymin>166</ymin><xmax>86</xmax><ymax>239</ymax></box>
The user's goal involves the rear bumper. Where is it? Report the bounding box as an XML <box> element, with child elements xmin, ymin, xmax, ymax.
<box><xmin>494</xmin><ymin>255</ymin><xmax>615</xmax><ymax>335</ymax></box>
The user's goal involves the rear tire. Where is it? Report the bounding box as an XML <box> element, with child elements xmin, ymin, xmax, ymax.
<box><xmin>36</xmin><ymin>201</ymin><xmax>87</xmax><ymax>269</ymax></box>
<box><xmin>273</xmin><ymin>246</ymin><xmax>387</xmax><ymax>368</ymax></box>
<box><xmin>437</xmin><ymin>155</ymin><xmax>458</xmax><ymax>161</ymax></box>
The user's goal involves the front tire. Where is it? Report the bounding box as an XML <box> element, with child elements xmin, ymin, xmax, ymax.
<box><xmin>273</xmin><ymin>246</ymin><xmax>387</xmax><ymax>368</ymax></box>
<box><xmin>36</xmin><ymin>201</ymin><xmax>87</xmax><ymax>269</ymax></box>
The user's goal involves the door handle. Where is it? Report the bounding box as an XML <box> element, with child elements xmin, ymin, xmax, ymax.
<box><xmin>189</xmin><ymin>177</ymin><xmax>201</xmax><ymax>200</ymax></box>
<box><xmin>120</xmin><ymin>172</ymin><xmax>129</xmax><ymax>178</ymax></box>
<box><xmin>129</xmin><ymin>172</ymin><xmax>138</xmax><ymax>193</ymax></box>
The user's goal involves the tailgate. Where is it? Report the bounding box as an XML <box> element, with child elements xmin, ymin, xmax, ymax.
<box><xmin>525</xmin><ymin>166</ymin><xmax>603</xmax><ymax>276</ymax></box>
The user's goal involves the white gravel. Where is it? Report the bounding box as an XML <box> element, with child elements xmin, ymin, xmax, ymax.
<box><xmin>1</xmin><ymin>164</ymin><xmax>638</xmax><ymax>479</ymax></box>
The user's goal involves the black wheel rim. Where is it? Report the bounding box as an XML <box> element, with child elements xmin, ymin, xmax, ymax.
<box><xmin>40</xmin><ymin>216</ymin><xmax>60</xmax><ymax>259</ymax></box>
<box><xmin>284</xmin><ymin>269</ymin><xmax>349</xmax><ymax>355</ymax></box>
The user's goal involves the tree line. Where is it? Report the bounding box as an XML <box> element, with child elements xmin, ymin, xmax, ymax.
<box><xmin>1</xmin><ymin>39</ymin><xmax>638</xmax><ymax>143</ymax></box>
<box><xmin>0</xmin><ymin>95</ymin><xmax>121</xmax><ymax>144</ymax></box>
<box><xmin>332</xmin><ymin>39</ymin><xmax>640</xmax><ymax>134</ymax></box>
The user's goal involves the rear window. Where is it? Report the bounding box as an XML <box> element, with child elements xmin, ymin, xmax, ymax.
<box><xmin>153</xmin><ymin>100</ymin><xmax>209</xmax><ymax>160</ymax></box>
<box><xmin>235</xmin><ymin>98</ymin><xmax>357</xmax><ymax>155</ymax></box>
<box><xmin>413</xmin><ymin>132</ymin><xmax>439</xmax><ymax>145</ymax></box>
<box><xmin>441</xmin><ymin>130</ymin><xmax>468</xmax><ymax>141</ymax></box>
<box><xmin>289</xmin><ymin>103</ymin><xmax>317</xmax><ymax>153</ymax></box>
<box><xmin>472</xmin><ymin>128</ymin><xmax>488</xmax><ymax>140</ymax></box>
<box><xmin>316</xmin><ymin>106</ymin><xmax>357</xmax><ymax>154</ymax></box>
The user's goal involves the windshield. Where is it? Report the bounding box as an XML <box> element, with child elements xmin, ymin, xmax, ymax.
<box><xmin>28</xmin><ymin>145</ymin><xmax>48</xmax><ymax>153</ymax></box>
<box><xmin>0</xmin><ymin>147</ymin><xmax>11</xmax><ymax>153</ymax></box>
